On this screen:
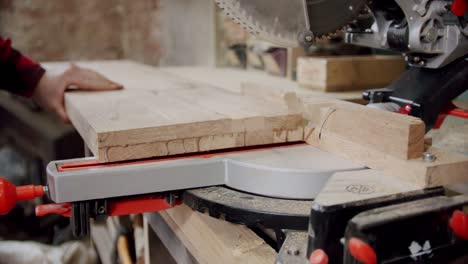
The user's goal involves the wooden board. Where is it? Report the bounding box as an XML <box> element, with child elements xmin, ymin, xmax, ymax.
<box><xmin>44</xmin><ymin>61</ymin><xmax>304</xmax><ymax>162</ymax></box>
<box><xmin>162</xmin><ymin>67</ymin><xmax>366</xmax><ymax>103</ymax></box>
<box><xmin>315</xmin><ymin>169</ymin><xmax>421</xmax><ymax>206</ymax></box>
<box><xmin>146</xmin><ymin>205</ymin><xmax>276</xmax><ymax>264</ymax></box>
<box><xmin>297</xmin><ymin>55</ymin><xmax>405</xmax><ymax>92</ymax></box>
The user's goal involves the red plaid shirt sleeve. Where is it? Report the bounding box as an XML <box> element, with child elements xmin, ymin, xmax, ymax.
<box><xmin>0</xmin><ymin>37</ymin><xmax>45</xmax><ymax>97</ymax></box>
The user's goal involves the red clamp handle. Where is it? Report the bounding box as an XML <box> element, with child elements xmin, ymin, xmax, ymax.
<box><xmin>34</xmin><ymin>194</ymin><xmax>181</xmax><ymax>218</ymax></box>
<box><xmin>348</xmin><ymin>238</ymin><xmax>377</xmax><ymax>264</ymax></box>
<box><xmin>452</xmin><ymin>0</ymin><xmax>468</xmax><ymax>16</ymax></box>
<box><xmin>434</xmin><ymin>102</ymin><xmax>468</xmax><ymax>129</ymax></box>
<box><xmin>0</xmin><ymin>178</ymin><xmax>46</xmax><ymax>215</ymax></box>
<box><xmin>36</xmin><ymin>203</ymin><xmax>72</xmax><ymax>217</ymax></box>
<box><xmin>449</xmin><ymin>209</ymin><xmax>468</xmax><ymax>240</ymax></box>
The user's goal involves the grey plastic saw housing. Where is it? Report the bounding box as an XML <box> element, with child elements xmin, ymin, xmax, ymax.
<box><xmin>47</xmin><ymin>145</ymin><xmax>365</xmax><ymax>203</ymax></box>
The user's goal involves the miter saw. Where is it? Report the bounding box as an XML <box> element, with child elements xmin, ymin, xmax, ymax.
<box><xmin>213</xmin><ymin>1</ymin><xmax>468</xmax><ymax>263</ymax></box>
<box><xmin>216</xmin><ymin>0</ymin><xmax>468</xmax><ymax>129</ymax></box>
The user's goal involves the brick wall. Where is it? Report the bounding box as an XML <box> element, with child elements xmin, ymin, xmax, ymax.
<box><xmin>0</xmin><ymin>0</ymin><xmax>162</xmax><ymax>65</ymax></box>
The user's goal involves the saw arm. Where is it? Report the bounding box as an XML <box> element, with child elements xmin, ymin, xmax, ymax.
<box><xmin>216</xmin><ymin>0</ymin><xmax>468</xmax><ymax>68</ymax></box>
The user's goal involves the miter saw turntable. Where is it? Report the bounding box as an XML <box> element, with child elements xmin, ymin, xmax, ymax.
<box><xmin>1</xmin><ymin>1</ymin><xmax>468</xmax><ymax>264</ymax></box>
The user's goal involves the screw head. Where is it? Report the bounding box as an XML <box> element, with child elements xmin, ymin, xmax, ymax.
<box><xmin>287</xmin><ymin>247</ymin><xmax>300</xmax><ymax>255</ymax></box>
<box><xmin>423</xmin><ymin>152</ymin><xmax>436</xmax><ymax>162</ymax></box>
<box><xmin>98</xmin><ymin>206</ymin><xmax>106</xmax><ymax>214</ymax></box>
<box><xmin>298</xmin><ymin>30</ymin><xmax>315</xmax><ymax>46</ymax></box>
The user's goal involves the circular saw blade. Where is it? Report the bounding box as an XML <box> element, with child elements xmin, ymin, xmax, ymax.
<box><xmin>215</xmin><ymin>0</ymin><xmax>308</xmax><ymax>47</ymax></box>
<box><xmin>306</xmin><ymin>0</ymin><xmax>367</xmax><ymax>37</ymax></box>
<box><xmin>215</xmin><ymin>0</ymin><xmax>366</xmax><ymax>47</ymax></box>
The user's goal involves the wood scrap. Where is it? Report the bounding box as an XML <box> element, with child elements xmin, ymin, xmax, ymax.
<box><xmin>297</xmin><ymin>55</ymin><xmax>405</xmax><ymax>92</ymax></box>
<box><xmin>146</xmin><ymin>205</ymin><xmax>276</xmax><ymax>264</ymax></box>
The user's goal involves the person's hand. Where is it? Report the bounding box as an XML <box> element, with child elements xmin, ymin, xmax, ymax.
<box><xmin>33</xmin><ymin>64</ymin><xmax>123</xmax><ymax>122</ymax></box>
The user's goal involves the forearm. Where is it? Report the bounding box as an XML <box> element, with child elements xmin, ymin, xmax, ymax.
<box><xmin>0</xmin><ymin>37</ymin><xmax>45</xmax><ymax>97</ymax></box>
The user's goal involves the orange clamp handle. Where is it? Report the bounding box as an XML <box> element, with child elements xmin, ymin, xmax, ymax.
<box><xmin>0</xmin><ymin>178</ymin><xmax>45</xmax><ymax>215</ymax></box>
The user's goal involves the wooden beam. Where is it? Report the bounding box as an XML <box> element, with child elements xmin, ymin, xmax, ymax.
<box><xmin>297</xmin><ymin>55</ymin><xmax>405</xmax><ymax>92</ymax></box>
<box><xmin>296</xmin><ymin>96</ymin><xmax>426</xmax><ymax>160</ymax></box>
<box><xmin>146</xmin><ymin>205</ymin><xmax>276</xmax><ymax>264</ymax></box>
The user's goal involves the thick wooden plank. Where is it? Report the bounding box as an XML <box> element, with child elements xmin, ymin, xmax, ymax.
<box><xmin>297</xmin><ymin>55</ymin><xmax>405</xmax><ymax>91</ymax></box>
<box><xmin>146</xmin><ymin>205</ymin><xmax>276</xmax><ymax>264</ymax></box>
<box><xmin>44</xmin><ymin>61</ymin><xmax>303</xmax><ymax>162</ymax></box>
<box><xmin>284</xmin><ymin>94</ymin><xmax>426</xmax><ymax>160</ymax></box>
<box><xmin>310</xmin><ymin>103</ymin><xmax>426</xmax><ymax>160</ymax></box>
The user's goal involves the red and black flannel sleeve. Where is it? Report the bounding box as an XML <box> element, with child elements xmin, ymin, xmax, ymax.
<box><xmin>0</xmin><ymin>37</ymin><xmax>45</xmax><ymax>97</ymax></box>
